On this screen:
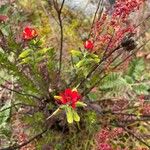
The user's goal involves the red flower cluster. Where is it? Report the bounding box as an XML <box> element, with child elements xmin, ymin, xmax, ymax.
<box><xmin>57</xmin><ymin>88</ymin><xmax>81</xmax><ymax>109</ymax></box>
<box><xmin>112</xmin><ymin>99</ymin><xmax>129</xmax><ymax>111</ymax></box>
<box><xmin>114</xmin><ymin>0</ymin><xmax>145</xmax><ymax>20</ymax></box>
<box><xmin>96</xmin><ymin>128</ymin><xmax>124</xmax><ymax>150</ymax></box>
<box><xmin>91</xmin><ymin>0</ymin><xmax>145</xmax><ymax>52</ymax></box>
<box><xmin>84</xmin><ymin>40</ymin><xmax>94</xmax><ymax>51</ymax></box>
<box><xmin>137</xmin><ymin>148</ymin><xmax>149</xmax><ymax>150</ymax></box>
<box><xmin>0</xmin><ymin>15</ymin><xmax>8</xmax><ymax>22</ymax></box>
<box><xmin>22</xmin><ymin>26</ymin><xmax>37</xmax><ymax>40</ymax></box>
<box><xmin>110</xmin><ymin>128</ymin><xmax>123</xmax><ymax>138</ymax></box>
<box><xmin>140</xmin><ymin>104</ymin><xmax>150</xmax><ymax>115</ymax></box>
<box><xmin>96</xmin><ymin>129</ymin><xmax>110</xmax><ymax>143</ymax></box>
<box><xmin>98</xmin><ymin>143</ymin><xmax>112</xmax><ymax>150</ymax></box>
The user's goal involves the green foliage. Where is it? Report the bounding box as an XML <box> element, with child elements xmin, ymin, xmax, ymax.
<box><xmin>0</xmin><ymin>100</ymin><xmax>11</xmax><ymax>127</ymax></box>
<box><xmin>71</xmin><ymin>50</ymin><xmax>82</xmax><ymax>57</ymax></box>
<box><xmin>128</xmin><ymin>58</ymin><xmax>145</xmax><ymax>81</ymax></box>
<box><xmin>88</xmin><ymin>92</ymin><xmax>98</xmax><ymax>101</ymax></box>
<box><xmin>84</xmin><ymin>111</ymin><xmax>98</xmax><ymax>132</ymax></box>
<box><xmin>0</xmin><ymin>1</ymin><xmax>150</xmax><ymax>150</ymax></box>
<box><xmin>76</xmin><ymin>101</ymin><xmax>87</xmax><ymax>107</ymax></box>
<box><xmin>100</xmin><ymin>72</ymin><xmax>131</xmax><ymax>96</ymax></box>
<box><xmin>99</xmin><ymin>58</ymin><xmax>149</xmax><ymax>97</ymax></box>
<box><xmin>127</xmin><ymin>58</ymin><xmax>149</xmax><ymax>95</ymax></box>
<box><xmin>132</xmin><ymin>83</ymin><xmax>149</xmax><ymax>95</ymax></box>
<box><xmin>71</xmin><ymin>51</ymin><xmax>100</xmax><ymax>77</ymax></box>
<box><xmin>0</xmin><ymin>100</ymin><xmax>11</xmax><ymax>144</ymax></box>
<box><xmin>65</xmin><ymin>106</ymin><xmax>80</xmax><ymax>123</ymax></box>
<box><xmin>100</xmin><ymin>72</ymin><xmax>129</xmax><ymax>90</ymax></box>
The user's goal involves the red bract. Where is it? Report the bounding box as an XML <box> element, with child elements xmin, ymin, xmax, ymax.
<box><xmin>91</xmin><ymin>0</ymin><xmax>145</xmax><ymax>51</ymax></box>
<box><xmin>84</xmin><ymin>40</ymin><xmax>94</xmax><ymax>50</ymax></box>
<box><xmin>0</xmin><ymin>15</ymin><xmax>8</xmax><ymax>22</ymax></box>
<box><xmin>137</xmin><ymin>148</ymin><xmax>149</xmax><ymax>150</ymax></box>
<box><xmin>140</xmin><ymin>104</ymin><xmax>150</xmax><ymax>115</ymax></box>
<box><xmin>98</xmin><ymin>143</ymin><xmax>112</xmax><ymax>150</ymax></box>
<box><xmin>58</xmin><ymin>88</ymin><xmax>81</xmax><ymax>109</ymax></box>
<box><xmin>110</xmin><ymin>128</ymin><xmax>123</xmax><ymax>138</ymax></box>
<box><xmin>96</xmin><ymin>129</ymin><xmax>110</xmax><ymax>143</ymax></box>
<box><xmin>138</xmin><ymin>94</ymin><xmax>145</xmax><ymax>100</ymax></box>
<box><xmin>113</xmin><ymin>0</ymin><xmax>145</xmax><ymax>19</ymax></box>
<box><xmin>96</xmin><ymin>128</ymin><xmax>124</xmax><ymax>149</ymax></box>
<box><xmin>22</xmin><ymin>27</ymin><xmax>37</xmax><ymax>40</ymax></box>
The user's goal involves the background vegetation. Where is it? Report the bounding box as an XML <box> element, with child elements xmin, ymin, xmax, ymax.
<box><xmin>0</xmin><ymin>0</ymin><xmax>150</xmax><ymax>150</ymax></box>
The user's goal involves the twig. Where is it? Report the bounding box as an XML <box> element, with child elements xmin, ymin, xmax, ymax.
<box><xmin>112</xmin><ymin>38</ymin><xmax>150</xmax><ymax>71</ymax></box>
<box><xmin>76</xmin><ymin>45</ymin><xmax>121</xmax><ymax>88</ymax></box>
<box><xmin>118</xmin><ymin>124</ymin><xmax>150</xmax><ymax>148</ymax></box>
<box><xmin>46</xmin><ymin>107</ymin><xmax>61</xmax><ymax>120</ymax></box>
<box><xmin>83</xmin><ymin>38</ymin><xmax>150</xmax><ymax>96</ymax></box>
<box><xmin>90</xmin><ymin>0</ymin><xmax>104</xmax><ymax>36</ymax></box>
<box><xmin>0</xmin><ymin>129</ymin><xmax>47</xmax><ymax>150</ymax></box>
<box><xmin>0</xmin><ymin>84</ymin><xmax>41</xmax><ymax>100</ymax></box>
<box><xmin>87</xmin><ymin>103</ymin><xmax>150</xmax><ymax>148</ymax></box>
<box><xmin>67</xmin><ymin>12</ymin><xmax>150</xmax><ymax>88</ymax></box>
<box><xmin>0</xmin><ymin>103</ymin><xmax>36</xmax><ymax>113</ymax></box>
<box><xmin>121</xmin><ymin>118</ymin><xmax>150</xmax><ymax>123</ymax></box>
<box><xmin>42</xmin><ymin>1</ymin><xmax>59</xmax><ymax>25</ymax></box>
<box><xmin>53</xmin><ymin>0</ymin><xmax>65</xmax><ymax>83</ymax></box>
<box><xmin>78</xmin><ymin>18</ymin><xmax>150</xmax><ymax>89</ymax></box>
<box><xmin>59</xmin><ymin>0</ymin><xmax>65</xmax><ymax>13</ymax></box>
<box><xmin>135</xmin><ymin>13</ymin><xmax>150</xmax><ymax>29</ymax></box>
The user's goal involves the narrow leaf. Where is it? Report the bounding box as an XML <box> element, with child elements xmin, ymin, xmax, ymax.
<box><xmin>66</xmin><ymin>107</ymin><xmax>73</xmax><ymax>124</ymax></box>
<box><xmin>73</xmin><ymin>110</ymin><xmax>80</xmax><ymax>122</ymax></box>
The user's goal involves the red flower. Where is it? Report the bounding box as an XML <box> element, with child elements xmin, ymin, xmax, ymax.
<box><xmin>84</xmin><ymin>40</ymin><xmax>94</xmax><ymax>50</ymax></box>
<box><xmin>58</xmin><ymin>88</ymin><xmax>81</xmax><ymax>109</ymax></box>
<box><xmin>138</xmin><ymin>94</ymin><xmax>145</xmax><ymax>100</ymax></box>
<box><xmin>140</xmin><ymin>104</ymin><xmax>150</xmax><ymax>115</ymax></box>
<box><xmin>96</xmin><ymin>129</ymin><xmax>110</xmax><ymax>143</ymax></box>
<box><xmin>22</xmin><ymin>27</ymin><xmax>37</xmax><ymax>40</ymax></box>
<box><xmin>0</xmin><ymin>15</ymin><xmax>8</xmax><ymax>22</ymax></box>
<box><xmin>98</xmin><ymin>143</ymin><xmax>112</xmax><ymax>150</ymax></box>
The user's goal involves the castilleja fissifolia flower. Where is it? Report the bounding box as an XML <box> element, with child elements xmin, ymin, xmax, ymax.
<box><xmin>22</xmin><ymin>26</ymin><xmax>37</xmax><ymax>40</ymax></box>
<box><xmin>56</xmin><ymin>88</ymin><xmax>81</xmax><ymax>109</ymax></box>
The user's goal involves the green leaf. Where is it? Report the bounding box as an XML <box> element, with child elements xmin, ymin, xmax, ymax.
<box><xmin>128</xmin><ymin>58</ymin><xmax>145</xmax><ymax>81</ymax></box>
<box><xmin>0</xmin><ymin>4</ymin><xmax>10</xmax><ymax>14</ymax></box>
<box><xmin>1</xmin><ymin>27</ymin><xmax>9</xmax><ymax>36</ymax></box>
<box><xmin>124</xmin><ymin>75</ymin><xmax>134</xmax><ymax>84</ymax></box>
<box><xmin>89</xmin><ymin>53</ymin><xmax>99</xmax><ymax>59</ymax></box>
<box><xmin>76</xmin><ymin>59</ymin><xmax>87</xmax><ymax>68</ymax></box>
<box><xmin>19</xmin><ymin>49</ymin><xmax>32</xmax><ymax>59</ymax></box>
<box><xmin>133</xmin><ymin>83</ymin><xmax>149</xmax><ymax>95</ymax></box>
<box><xmin>37</xmin><ymin>48</ymin><xmax>52</xmax><ymax>55</ymax></box>
<box><xmin>0</xmin><ymin>100</ymin><xmax>11</xmax><ymax>124</ymax></box>
<box><xmin>87</xmin><ymin>58</ymin><xmax>100</xmax><ymax>63</ymax></box>
<box><xmin>19</xmin><ymin>57</ymin><xmax>32</xmax><ymax>64</ymax></box>
<box><xmin>88</xmin><ymin>92</ymin><xmax>98</xmax><ymax>101</ymax></box>
<box><xmin>66</xmin><ymin>107</ymin><xmax>73</xmax><ymax>124</ymax></box>
<box><xmin>88</xmin><ymin>53</ymin><xmax>100</xmax><ymax>63</ymax></box>
<box><xmin>71</xmin><ymin>50</ymin><xmax>82</xmax><ymax>57</ymax></box>
<box><xmin>76</xmin><ymin>101</ymin><xmax>87</xmax><ymax>107</ymax></box>
<box><xmin>72</xmin><ymin>110</ymin><xmax>80</xmax><ymax>122</ymax></box>
<box><xmin>101</xmin><ymin>73</ymin><xmax>128</xmax><ymax>90</ymax></box>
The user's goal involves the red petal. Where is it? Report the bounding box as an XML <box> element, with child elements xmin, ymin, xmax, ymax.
<box><xmin>0</xmin><ymin>15</ymin><xmax>8</xmax><ymax>22</ymax></box>
<box><xmin>24</xmin><ymin>27</ymin><xmax>32</xmax><ymax>33</ymax></box>
<box><xmin>23</xmin><ymin>27</ymin><xmax>37</xmax><ymax>40</ymax></box>
<box><xmin>60</xmin><ymin>94</ymin><xmax>67</xmax><ymax>104</ymax></box>
<box><xmin>71</xmin><ymin>91</ymin><xmax>80</xmax><ymax>101</ymax></box>
<box><xmin>71</xmin><ymin>102</ymin><xmax>76</xmax><ymax>109</ymax></box>
<box><xmin>65</xmin><ymin>88</ymin><xmax>72</xmax><ymax>96</ymax></box>
<box><xmin>84</xmin><ymin>40</ymin><xmax>94</xmax><ymax>50</ymax></box>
